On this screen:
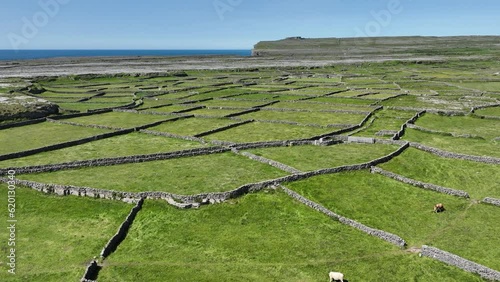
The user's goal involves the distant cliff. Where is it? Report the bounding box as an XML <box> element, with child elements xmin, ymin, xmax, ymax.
<box><xmin>252</xmin><ymin>36</ymin><xmax>500</xmax><ymax>58</ymax></box>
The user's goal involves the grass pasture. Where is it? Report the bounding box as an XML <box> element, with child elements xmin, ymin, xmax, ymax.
<box><xmin>0</xmin><ymin>184</ymin><xmax>132</xmax><ymax>282</ymax></box>
<box><xmin>204</xmin><ymin>122</ymin><xmax>331</xmax><ymax>143</ymax></box>
<box><xmin>96</xmin><ymin>191</ymin><xmax>482</xmax><ymax>282</ymax></box>
<box><xmin>240</xmin><ymin>110</ymin><xmax>366</xmax><ymax>126</ymax></box>
<box><xmin>0</xmin><ymin>122</ymin><xmax>110</xmax><ymax>155</ymax></box>
<box><xmin>64</xmin><ymin>111</ymin><xmax>172</xmax><ymax>128</ymax></box>
<box><xmin>18</xmin><ymin>152</ymin><xmax>289</xmax><ymax>194</ymax></box>
<box><xmin>286</xmin><ymin>171</ymin><xmax>500</xmax><ymax>271</ymax></box>
<box><xmin>247</xmin><ymin>143</ymin><xmax>398</xmax><ymax>171</ymax></box>
<box><xmin>379</xmin><ymin>148</ymin><xmax>500</xmax><ymax>199</ymax></box>
<box><xmin>2</xmin><ymin>59</ymin><xmax>500</xmax><ymax>281</ymax></box>
<box><xmin>415</xmin><ymin>114</ymin><xmax>500</xmax><ymax>140</ymax></box>
<box><xmin>147</xmin><ymin>117</ymin><xmax>237</xmax><ymax>136</ymax></box>
<box><xmin>0</xmin><ymin>133</ymin><xmax>206</xmax><ymax>168</ymax></box>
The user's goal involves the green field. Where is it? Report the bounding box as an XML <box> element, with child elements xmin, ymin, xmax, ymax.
<box><xmin>2</xmin><ymin>58</ymin><xmax>500</xmax><ymax>281</ymax></box>
<box><xmin>352</xmin><ymin>109</ymin><xmax>417</xmax><ymax>137</ymax></box>
<box><xmin>247</xmin><ymin>143</ymin><xmax>398</xmax><ymax>171</ymax></box>
<box><xmin>286</xmin><ymin>171</ymin><xmax>500</xmax><ymax>270</ymax></box>
<box><xmin>241</xmin><ymin>110</ymin><xmax>366</xmax><ymax>126</ymax></box>
<box><xmin>64</xmin><ymin>111</ymin><xmax>171</xmax><ymax>128</ymax></box>
<box><xmin>0</xmin><ymin>133</ymin><xmax>206</xmax><ymax>168</ymax></box>
<box><xmin>0</xmin><ymin>122</ymin><xmax>110</xmax><ymax>155</ymax></box>
<box><xmin>403</xmin><ymin>128</ymin><xmax>500</xmax><ymax>157</ymax></box>
<box><xmin>379</xmin><ymin>148</ymin><xmax>500</xmax><ymax>199</ymax></box>
<box><xmin>204</xmin><ymin>122</ymin><xmax>331</xmax><ymax>143</ymax></box>
<box><xmin>18</xmin><ymin>152</ymin><xmax>289</xmax><ymax>194</ymax></box>
<box><xmin>97</xmin><ymin>191</ymin><xmax>482</xmax><ymax>282</ymax></box>
<box><xmin>0</xmin><ymin>184</ymin><xmax>132</xmax><ymax>282</ymax></box>
<box><xmin>415</xmin><ymin>114</ymin><xmax>500</xmax><ymax>140</ymax></box>
<box><xmin>148</xmin><ymin>117</ymin><xmax>237</xmax><ymax>136</ymax></box>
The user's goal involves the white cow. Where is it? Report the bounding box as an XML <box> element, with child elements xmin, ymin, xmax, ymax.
<box><xmin>329</xmin><ymin>271</ymin><xmax>344</xmax><ymax>282</ymax></box>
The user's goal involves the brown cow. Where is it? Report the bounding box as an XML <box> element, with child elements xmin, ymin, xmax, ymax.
<box><xmin>434</xmin><ymin>203</ymin><xmax>445</xmax><ymax>213</ymax></box>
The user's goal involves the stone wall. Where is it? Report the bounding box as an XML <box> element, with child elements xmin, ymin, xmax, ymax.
<box><xmin>259</xmin><ymin>107</ymin><xmax>371</xmax><ymax>115</ymax></box>
<box><xmin>482</xmin><ymin>197</ymin><xmax>500</xmax><ymax>207</ymax></box>
<box><xmin>407</xmin><ymin>123</ymin><xmax>484</xmax><ymax>139</ymax></box>
<box><xmin>347</xmin><ymin>136</ymin><xmax>375</xmax><ymax>144</ymax></box>
<box><xmin>225</xmin><ymin>108</ymin><xmax>260</xmax><ymax>118</ymax></box>
<box><xmin>46</xmin><ymin>118</ymin><xmax>127</xmax><ymax>130</ymax></box>
<box><xmin>0</xmin><ymin>142</ymin><xmax>409</xmax><ymax>209</ymax></box>
<box><xmin>236</xmin><ymin>150</ymin><xmax>302</xmax><ymax>174</ymax></box>
<box><xmin>80</xmin><ymin>260</ymin><xmax>99</xmax><ymax>282</ymax></box>
<box><xmin>228</xmin><ymin>117</ymin><xmax>342</xmax><ymax>128</ymax></box>
<box><xmin>392</xmin><ymin>110</ymin><xmax>426</xmax><ymax>140</ymax></box>
<box><xmin>253</xmin><ymin>101</ymin><xmax>279</xmax><ymax>108</ymax></box>
<box><xmin>139</xmin><ymin>129</ymin><xmax>206</xmax><ymax>143</ymax></box>
<box><xmin>0</xmin><ymin>147</ymin><xmax>229</xmax><ymax>175</ymax></box>
<box><xmin>377</xmin><ymin>93</ymin><xmax>408</xmax><ymax>103</ymax></box>
<box><xmin>194</xmin><ymin>120</ymin><xmax>254</xmax><ymax>138</ymax></box>
<box><xmin>232</xmin><ymin>140</ymin><xmax>315</xmax><ymax>150</ymax></box>
<box><xmin>410</xmin><ymin>142</ymin><xmax>500</xmax><ymax>164</ymax></box>
<box><xmin>100</xmin><ymin>198</ymin><xmax>144</xmax><ymax>258</ymax></box>
<box><xmin>370</xmin><ymin>166</ymin><xmax>470</xmax><ymax>198</ymax></box>
<box><xmin>173</xmin><ymin>106</ymin><xmax>205</xmax><ymax>114</ymax></box>
<box><xmin>421</xmin><ymin>245</ymin><xmax>500</xmax><ymax>281</ymax></box>
<box><xmin>0</xmin><ymin>117</ymin><xmax>46</xmax><ymax>130</ymax></box>
<box><xmin>0</xmin><ymin>128</ymin><xmax>135</xmax><ymax>162</ymax></box>
<box><xmin>311</xmin><ymin>109</ymin><xmax>379</xmax><ymax>140</ymax></box>
<box><xmin>138</xmin><ymin>102</ymin><xmax>174</xmax><ymax>111</ymax></box>
<box><xmin>50</xmin><ymin>109</ymin><xmax>112</xmax><ymax>120</ymax></box>
<box><xmin>347</xmin><ymin>116</ymin><xmax>376</xmax><ymax>136</ymax></box>
<box><xmin>386</xmin><ymin>106</ymin><xmax>468</xmax><ymax>116</ymax></box>
<box><xmin>470</xmin><ymin>103</ymin><xmax>500</xmax><ymax>113</ymax></box>
<box><xmin>280</xmin><ymin>185</ymin><xmax>406</xmax><ymax>247</ymax></box>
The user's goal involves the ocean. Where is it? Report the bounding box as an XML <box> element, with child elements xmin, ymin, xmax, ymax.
<box><xmin>0</xmin><ymin>49</ymin><xmax>252</xmax><ymax>61</ymax></box>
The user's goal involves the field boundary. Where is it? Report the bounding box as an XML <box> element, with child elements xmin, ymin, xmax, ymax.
<box><xmin>0</xmin><ymin>147</ymin><xmax>228</xmax><ymax>175</ymax></box>
<box><xmin>421</xmin><ymin>245</ymin><xmax>500</xmax><ymax>281</ymax></box>
<box><xmin>280</xmin><ymin>185</ymin><xmax>407</xmax><ymax>247</ymax></box>
<box><xmin>370</xmin><ymin>166</ymin><xmax>470</xmax><ymax>198</ymax></box>
<box><xmin>409</xmin><ymin>142</ymin><xmax>500</xmax><ymax>164</ymax></box>
<box><xmin>0</xmin><ymin>142</ymin><xmax>409</xmax><ymax>207</ymax></box>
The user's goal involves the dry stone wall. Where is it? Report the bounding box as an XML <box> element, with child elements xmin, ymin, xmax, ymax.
<box><xmin>0</xmin><ymin>118</ymin><xmax>46</xmax><ymax>130</ymax></box>
<box><xmin>100</xmin><ymin>198</ymin><xmax>144</xmax><ymax>258</ymax></box>
<box><xmin>470</xmin><ymin>103</ymin><xmax>500</xmax><ymax>113</ymax></box>
<box><xmin>311</xmin><ymin>109</ymin><xmax>379</xmax><ymax>140</ymax></box>
<box><xmin>280</xmin><ymin>185</ymin><xmax>406</xmax><ymax>247</ymax></box>
<box><xmin>139</xmin><ymin>129</ymin><xmax>206</xmax><ymax>143</ymax></box>
<box><xmin>0</xmin><ymin>128</ymin><xmax>135</xmax><ymax>162</ymax></box>
<box><xmin>482</xmin><ymin>197</ymin><xmax>500</xmax><ymax>207</ymax></box>
<box><xmin>46</xmin><ymin>118</ymin><xmax>127</xmax><ymax>130</ymax></box>
<box><xmin>49</xmin><ymin>109</ymin><xmax>112</xmax><ymax>120</ymax></box>
<box><xmin>80</xmin><ymin>260</ymin><xmax>99</xmax><ymax>282</ymax></box>
<box><xmin>232</xmin><ymin>140</ymin><xmax>316</xmax><ymax>150</ymax></box>
<box><xmin>225</xmin><ymin>108</ymin><xmax>260</xmax><ymax>118</ymax></box>
<box><xmin>0</xmin><ymin>142</ymin><xmax>409</xmax><ymax>209</ymax></box>
<box><xmin>259</xmin><ymin>107</ymin><xmax>371</xmax><ymax>115</ymax></box>
<box><xmin>386</xmin><ymin>106</ymin><xmax>467</xmax><ymax>116</ymax></box>
<box><xmin>0</xmin><ymin>147</ymin><xmax>229</xmax><ymax>175</ymax></box>
<box><xmin>237</xmin><ymin>150</ymin><xmax>302</xmax><ymax>174</ymax></box>
<box><xmin>194</xmin><ymin>120</ymin><xmax>254</xmax><ymax>138</ymax></box>
<box><xmin>410</xmin><ymin>142</ymin><xmax>500</xmax><ymax>164</ymax></box>
<box><xmin>421</xmin><ymin>245</ymin><xmax>500</xmax><ymax>281</ymax></box>
<box><xmin>370</xmin><ymin>166</ymin><xmax>470</xmax><ymax>198</ymax></box>
<box><xmin>407</xmin><ymin>123</ymin><xmax>484</xmax><ymax>139</ymax></box>
<box><xmin>392</xmin><ymin>110</ymin><xmax>426</xmax><ymax>140</ymax></box>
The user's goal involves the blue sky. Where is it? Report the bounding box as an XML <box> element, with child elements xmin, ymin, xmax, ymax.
<box><xmin>1</xmin><ymin>0</ymin><xmax>499</xmax><ymax>50</ymax></box>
